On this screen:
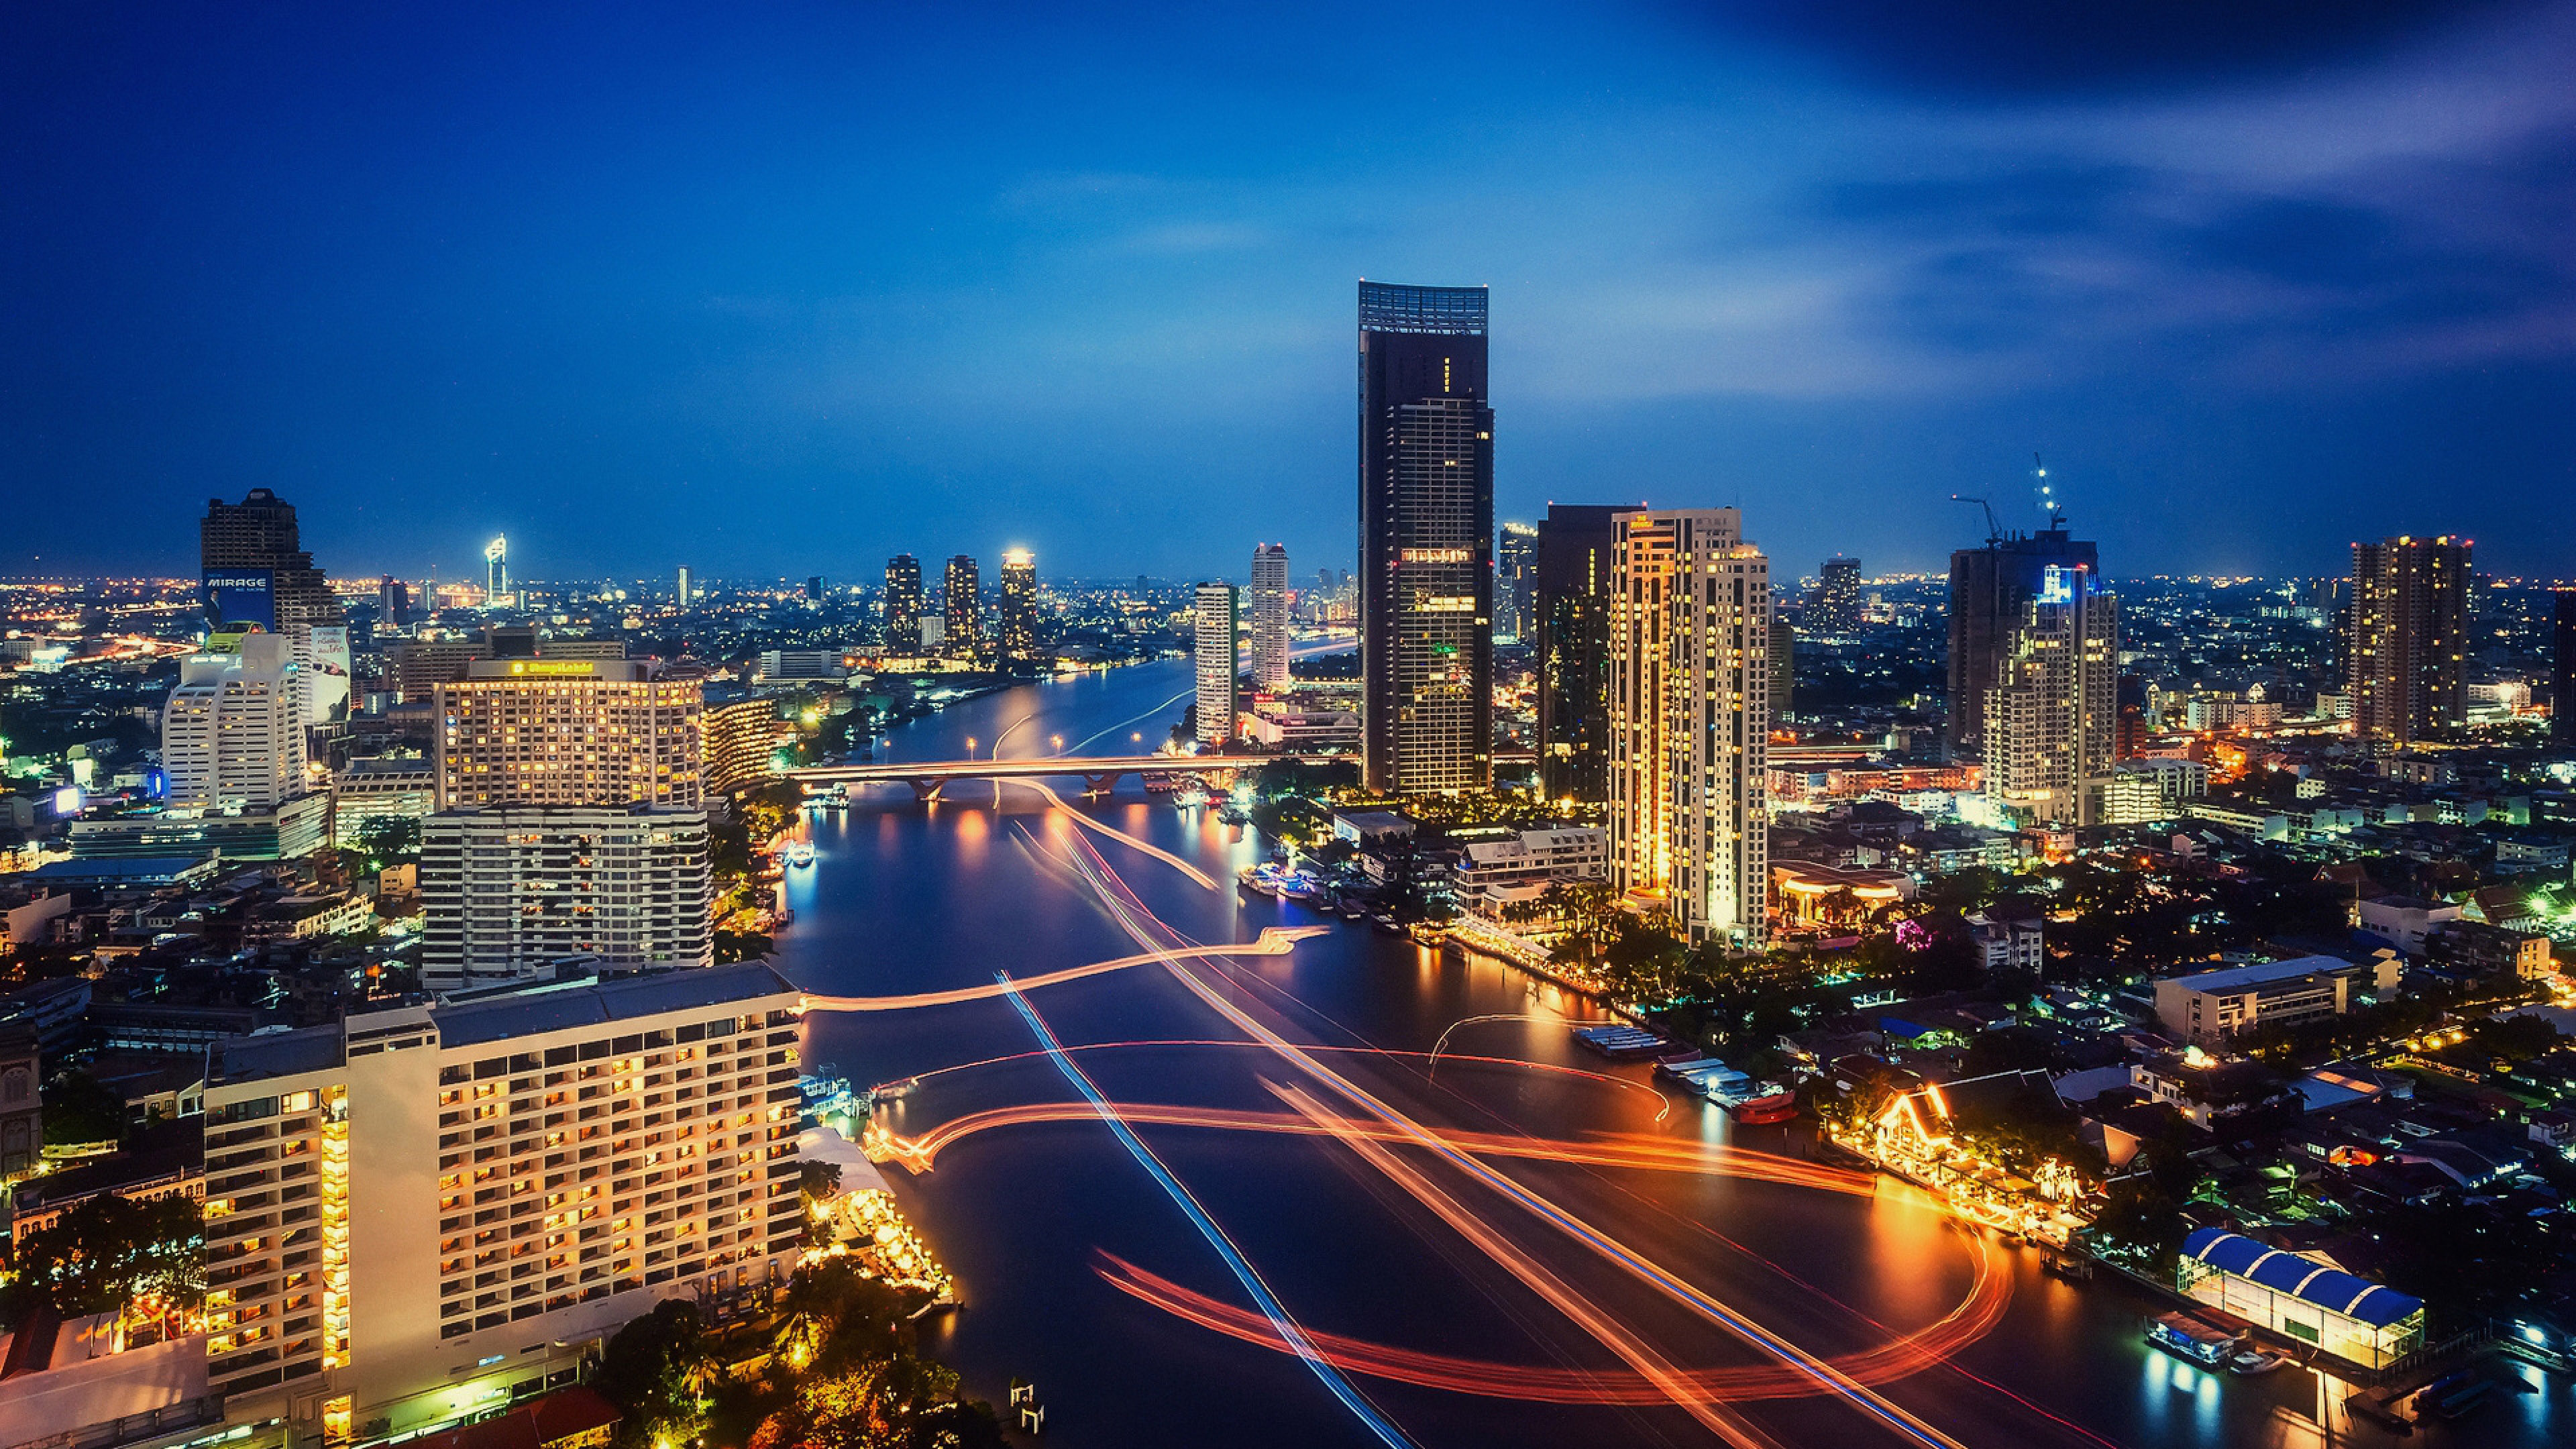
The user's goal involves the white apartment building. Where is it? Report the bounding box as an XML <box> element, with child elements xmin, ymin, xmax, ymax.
<box><xmin>1607</xmin><ymin>508</ymin><xmax>1771</xmax><ymax>947</ymax></box>
<box><xmin>1983</xmin><ymin>564</ymin><xmax>2118</xmax><ymax>828</ymax></box>
<box><xmin>199</xmin><ymin>965</ymin><xmax>804</xmax><ymax>1444</ymax></box>
<box><xmin>435</xmin><ymin>659</ymin><xmax>704</xmax><ymax>810</ymax></box>
<box><xmin>2103</xmin><ymin>757</ymin><xmax>2210</xmax><ymax>826</ymax></box>
<box><xmin>1249</xmin><ymin>543</ymin><xmax>1290</xmax><ymax>689</ymax></box>
<box><xmin>420</xmin><ymin>806</ymin><xmax>714</xmax><ymax>991</ymax></box>
<box><xmin>1453</xmin><ymin>826</ymin><xmax>1608</xmax><ymax>913</ymax></box>
<box><xmin>163</xmin><ymin>634</ymin><xmax>307</xmax><ymax>812</ymax></box>
<box><xmin>1193</xmin><ymin>583</ymin><xmax>1238</xmax><ymax>746</ymax></box>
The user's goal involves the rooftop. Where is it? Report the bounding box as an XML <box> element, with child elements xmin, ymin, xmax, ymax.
<box><xmin>430</xmin><ymin>961</ymin><xmax>798</xmax><ymax>1049</ymax></box>
<box><xmin>2164</xmin><ymin>955</ymin><xmax>2359</xmax><ymax>993</ymax></box>
<box><xmin>2184</xmin><ymin>1228</ymin><xmax>2423</xmax><ymax>1328</ymax></box>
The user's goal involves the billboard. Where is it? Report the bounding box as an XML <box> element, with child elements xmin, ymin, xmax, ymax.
<box><xmin>201</xmin><ymin>569</ymin><xmax>277</xmax><ymax>629</ymax></box>
<box><xmin>306</xmin><ymin>626</ymin><xmax>352</xmax><ymax>723</ymax></box>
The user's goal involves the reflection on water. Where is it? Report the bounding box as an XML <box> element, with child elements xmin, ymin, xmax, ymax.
<box><xmin>775</xmin><ymin>659</ymin><xmax>2562</xmax><ymax>1449</ymax></box>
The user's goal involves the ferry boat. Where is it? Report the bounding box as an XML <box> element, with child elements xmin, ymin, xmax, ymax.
<box><xmin>1172</xmin><ymin>782</ymin><xmax>1211</xmax><ymax>808</ymax></box>
<box><xmin>820</xmin><ymin>784</ymin><xmax>851</xmax><ymax>810</ymax></box>
<box><xmin>1576</xmin><ymin>1025</ymin><xmax>1670</xmax><ymax>1061</ymax></box>
<box><xmin>1722</xmin><ymin>1086</ymin><xmax>1800</xmax><ymax>1124</ymax></box>
<box><xmin>1369</xmin><ymin>913</ymin><xmax>1402</xmax><ymax>934</ymax></box>
<box><xmin>786</xmin><ymin>841</ymin><xmax>816</xmax><ymax>867</ymax></box>
<box><xmin>1236</xmin><ymin>865</ymin><xmax>1279</xmax><ymax>898</ymax></box>
<box><xmin>2144</xmin><ymin>1311</ymin><xmax>2239</xmax><ymax>1370</ymax></box>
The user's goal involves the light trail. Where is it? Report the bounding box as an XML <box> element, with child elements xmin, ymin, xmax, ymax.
<box><xmin>1004</xmin><ymin>778</ymin><xmax>1219</xmax><ymax>889</ymax></box>
<box><xmin>1096</xmin><ymin>1236</ymin><xmax>2009</xmax><ymax>1405</ymax></box>
<box><xmin>797</xmin><ymin>927</ymin><xmax>1325</xmax><ymax>1012</ymax></box>
<box><xmin>994</xmin><ymin>977</ymin><xmax>1419</xmax><ymax>1449</ymax></box>
<box><xmin>1063</xmin><ymin>686</ymin><xmax>1196</xmax><ymax>754</ymax></box>
<box><xmin>1270</xmin><ymin>1079</ymin><xmax>1786</xmax><ymax>1449</ymax></box>
<box><xmin>1053</xmin><ymin>830</ymin><xmax>1972</xmax><ymax>1449</ymax></box>
<box><xmin>1427</xmin><ymin>1013</ymin><xmax>1664</xmax><ymax>1120</ymax></box>
<box><xmin>869</xmin><ymin>1039</ymin><xmax>1670</xmax><ymax>1117</ymax></box>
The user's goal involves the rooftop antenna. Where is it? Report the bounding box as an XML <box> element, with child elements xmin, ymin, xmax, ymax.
<box><xmin>2034</xmin><ymin>451</ymin><xmax>2065</xmax><ymax>529</ymax></box>
<box><xmin>1950</xmin><ymin>494</ymin><xmax>2002</xmax><ymax>545</ymax></box>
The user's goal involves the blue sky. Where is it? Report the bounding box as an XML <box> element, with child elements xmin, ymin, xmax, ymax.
<box><xmin>5</xmin><ymin>1</ymin><xmax>2570</xmax><ymax>584</ymax></box>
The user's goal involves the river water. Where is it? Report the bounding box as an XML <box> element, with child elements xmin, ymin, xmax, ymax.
<box><xmin>773</xmin><ymin>658</ymin><xmax>2568</xmax><ymax>1449</ymax></box>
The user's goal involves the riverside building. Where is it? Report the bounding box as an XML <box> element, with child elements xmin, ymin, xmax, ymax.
<box><xmin>1534</xmin><ymin>503</ymin><xmax>1636</xmax><ymax>804</ymax></box>
<box><xmin>996</xmin><ymin>549</ymin><xmax>1039</xmax><ymax>661</ymax></box>
<box><xmin>943</xmin><ymin>555</ymin><xmax>980</xmax><ymax>657</ymax></box>
<box><xmin>1194</xmin><ymin>582</ymin><xmax>1239</xmax><ymax>746</ymax></box>
<box><xmin>1606</xmin><ymin>508</ymin><xmax>1772</xmax><ymax>947</ymax></box>
<box><xmin>883</xmin><ymin>555</ymin><xmax>923</xmax><ymax>651</ymax></box>
<box><xmin>1249</xmin><ymin>543</ymin><xmax>1291</xmax><ymax>688</ymax></box>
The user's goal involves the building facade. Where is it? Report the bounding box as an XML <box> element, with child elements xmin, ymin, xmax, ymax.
<box><xmin>1607</xmin><ymin>508</ymin><xmax>1772</xmax><ymax>947</ymax></box>
<box><xmin>704</xmin><ymin>696</ymin><xmax>790</xmax><ymax>796</ymax></box>
<box><xmin>2348</xmin><ymin>535</ymin><xmax>2471</xmax><ymax>745</ymax></box>
<box><xmin>199</xmin><ymin>966</ymin><xmax>804</xmax><ymax>1442</ymax></box>
<box><xmin>1534</xmin><ymin>504</ymin><xmax>1636</xmax><ymax>804</ymax></box>
<box><xmin>1193</xmin><ymin>582</ymin><xmax>1238</xmax><ymax>747</ymax></box>
<box><xmin>1947</xmin><ymin>525</ymin><xmax>2098</xmax><ymax>759</ymax></box>
<box><xmin>1982</xmin><ymin>563</ymin><xmax>2118</xmax><ymax>828</ymax></box>
<box><xmin>1358</xmin><ymin>281</ymin><xmax>1493</xmax><ymax>795</ymax></box>
<box><xmin>995</xmin><ymin>549</ymin><xmax>1038</xmax><ymax>661</ymax></box>
<box><xmin>942</xmin><ymin>555</ymin><xmax>979</xmax><ymax>657</ymax></box>
<box><xmin>883</xmin><ymin>555</ymin><xmax>922</xmax><ymax>651</ymax></box>
<box><xmin>1811</xmin><ymin>556</ymin><xmax>1862</xmax><ymax>635</ymax></box>
<box><xmin>434</xmin><ymin>659</ymin><xmax>704</xmax><ymax>810</ymax></box>
<box><xmin>1495</xmin><ymin>522</ymin><xmax>1538</xmax><ymax>645</ymax></box>
<box><xmin>419</xmin><ymin>806</ymin><xmax>714</xmax><ymax>989</ymax></box>
<box><xmin>164</xmin><ymin>634</ymin><xmax>308</xmax><ymax>812</ymax></box>
<box><xmin>1248</xmin><ymin>543</ymin><xmax>1291</xmax><ymax>689</ymax></box>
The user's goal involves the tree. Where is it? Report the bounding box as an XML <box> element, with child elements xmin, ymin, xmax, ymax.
<box><xmin>42</xmin><ymin>1069</ymin><xmax>126</xmax><ymax>1147</ymax></box>
<box><xmin>355</xmin><ymin>814</ymin><xmax>422</xmax><ymax>869</ymax></box>
<box><xmin>594</xmin><ymin>1299</ymin><xmax>718</xmax><ymax>1448</ymax></box>
<box><xmin>3</xmin><ymin>1193</ymin><xmax>205</xmax><ymax>1325</ymax></box>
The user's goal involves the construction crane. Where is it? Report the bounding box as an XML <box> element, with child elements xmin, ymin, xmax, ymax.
<box><xmin>1950</xmin><ymin>494</ymin><xmax>2002</xmax><ymax>545</ymax></box>
<box><xmin>2033</xmin><ymin>451</ymin><xmax>2065</xmax><ymax>527</ymax></box>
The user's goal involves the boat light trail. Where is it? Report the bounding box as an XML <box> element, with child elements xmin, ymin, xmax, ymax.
<box><xmin>1007</xmin><ymin>778</ymin><xmax>1219</xmax><ymax>889</ymax></box>
<box><xmin>798</xmin><ymin>927</ymin><xmax>1325</xmax><ymax>1012</ymax></box>
<box><xmin>1063</xmin><ymin>686</ymin><xmax>1196</xmax><ymax>754</ymax></box>
<box><xmin>994</xmin><ymin>975</ymin><xmax>1419</xmax><ymax>1449</ymax></box>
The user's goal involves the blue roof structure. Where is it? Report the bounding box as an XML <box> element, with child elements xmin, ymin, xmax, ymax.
<box><xmin>2183</xmin><ymin>1228</ymin><xmax>2423</xmax><ymax>1328</ymax></box>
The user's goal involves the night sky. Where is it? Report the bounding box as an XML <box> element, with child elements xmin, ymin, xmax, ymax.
<box><xmin>5</xmin><ymin>2</ymin><xmax>2570</xmax><ymax>584</ymax></box>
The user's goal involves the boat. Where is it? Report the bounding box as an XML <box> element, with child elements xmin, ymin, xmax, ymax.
<box><xmin>1580</xmin><ymin>1026</ymin><xmax>1672</xmax><ymax>1061</ymax></box>
<box><xmin>786</xmin><ymin>841</ymin><xmax>816</xmax><ymax>867</ymax></box>
<box><xmin>1172</xmin><ymin>782</ymin><xmax>1210</xmax><ymax>808</ymax></box>
<box><xmin>1371</xmin><ymin>914</ymin><xmax>1402</xmax><ymax>934</ymax></box>
<box><xmin>2041</xmin><ymin>1250</ymin><xmax>2095</xmax><ymax>1281</ymax></box>
<box><xmin>2226</xmin><ymin>1347</ymin><xmax>2290</xmax><ymax>1376</ymax></box>
<box><xmin>1279</xmin><ymin>877</ymin><xmax>1321</xmax><ymax>902</ymax></box>
<box><xmin>1723</xmin><ymin>1087</ymin><xmax>1800</xmax><ymax>1124</ymax></box>
<box><xmin>821</xmin><ymin>784</ymin><xmax>851</xmax><ymax>810</ymax></box>
<box><xmin>2144</xmin><ymin>1311</ymin><xmax>2239</xmax><ymax>1369</ymax></box>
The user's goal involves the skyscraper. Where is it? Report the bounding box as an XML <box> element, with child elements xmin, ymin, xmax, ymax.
<box><xmin>163</xmin><ymin>633</ymin><xmax>307</xmax><ymax>810</ymax></box>
<box><xmin>201</xmin><ymin>487</ymin><xmax>343</xmax><ymax>634</ymax></box>
<box><xmin>1193</xmin><ymin>582</ymin><xmax>1239</xmax><ymax>746</ymax></box>
<box><xmin>1983</xmin><ymin>564</ymin><xmax>2118</xmax><ymax>827</ymax></box>
<box><xmin>884</xmin><ymin>554</ymin><xmax>924</xmax><ymax>651</ymax></box>
<box><xmin>1768</xmin><ymin>616</ymin><xmax>1796</xmax><ymax>718</ymax></box>
<box><xmin>2555</xmin><ymin>592</ymin><xmax>2576</xmax><ymax>749</ymax></box>
<box><xmin>1812</xmin><ymin>556</ymin><xmax>1862</xmax><ymax>635</ymax></box>
<box><xmin>804</xmin><ymin>574</ymin><xmax>826</xmax><ymax>604</ymax></box>
<box><xmin>1358</xmin><ymin>280</ymin><xmax>1493</xmax><ymax>794</ymax></box>
<box><xmin>676</xmin><ymin>566</ymin><xmax>693</xmax><ymax>608</ymax></box>
<box><xmin>1947</xmin><ymin>524</ymin><xmax>2098</xmax><ymax>759</ymax></box>
<box><xmin>1249</xmin><ymin>543</ymin><xmax>1291</xmax><ymax>689</ymax></box>
<box><xmin>484</xmin><ymin>535</ymin><xmax>510</xmax><ymax>607</ymax></box>
<box><xmin>944</xmin><ymin>555</ymin><xmax>981</xmax><ymax>656</ymax></box>
<box><xmin>1495</xmin><ymin>521</ymin><xmax>1538</xmax><ymax>644</ymax></box>
<box><xmin>434</xmin><ymin>659</ymin><xmax>705</xmax><ymax>810</ymax></box>
<box><xmin>1534</xmin><ymin>504</ymin><xmax>1638</xmax><ymax>804</ymax></box>
<box><xmin>996</xmin><ymin>549</ymin><xmax>1039</xmax><ymax>661</ymax></box>
<box><xmin>378</xmin><ymin>574</ymin><xmax>413</xmax><ymax>626</ymax></box>
<box><xmin>1607</xmin><ymin>508</ymin><xmax>1770</xmax><ymax>947</ymax></box>
<box><xmin>2348</xmin><ymin>535</ymin><xmax>2471</xmax><ymax>745</ymax></box>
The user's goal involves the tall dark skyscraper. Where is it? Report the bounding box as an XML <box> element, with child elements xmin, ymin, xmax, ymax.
<box><xmin>2349</xmin><ymin>535</ymin><xmax>2470</xmax><ymax>745</ymax></box>
<box><xmin>883</xmin><ymin>554</ymin><xmax>924</xmax><ymax>650</ymax></box>
<box><xmin>1534</xmin><ymin>503</ymin><xmax>1638</xmax><ymax>804</ymax></box>
<box><xmin>1947</xmin><ymin>524</ymin><xmax>2098</xmax><ymax>759</ymax></box>
<box><xmin>996</xmin><ymin>549</ymin><xmax>1038</xmax><ymax>661</ymax></box>
<box><xmin>1358</xmin><ymin>281</ymin><xmax>1493</xmax><ymax>794</ymax></box>
<box><xmin>201</xmin><ymin>487</ymin><xmax>343</xmax><ymax>633</ymax></box>
<box><xmin>2555</xmin><ymin>592</ymin><xmax>2576</xmax><ymax>749</ymax></box>
<box><xmin>943</xmin><ymin>554</ymin><xmax>981</xmax><ymax>655</ymax></box>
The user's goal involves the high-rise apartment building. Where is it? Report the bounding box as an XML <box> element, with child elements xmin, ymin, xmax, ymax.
<box><xmin>1983</xmin><ymin>564</ymin><xmax>2118</xmax><ymax>827</ymax></box>
<box><xmin>1947</xmin><ymin>525</ymin><xmax>2098</xmax><ymax>759</ymax></box>
<box><xmin>1358</xmin><ymin>281</ymin><xmax>1493</xmax><ymax>794</ymax></box>
<box><xmin>1811</xmin><ymin>556</ymin><xmax>1862</xmax><ymax>635</ymax></box>
<box><xmin>943</xmin><ymin>555</ymin><xmax>980</xmax><ymax>656</ymax></box>
<box><xmin>705</xmin><ymin>696</ymin><xmax>792</xmax><ymax>795</ymax></box>
<box><xmin>1607</xmin><ymin>508</ymin><xmax>1771</xmax><ymax>947</ymax></box>
<box><xmin>199</xmin><ymin>965</ymin><xmax>804</xmax><ymax>1441</ymax></box>
<box><xmin>2555</xmin><ymin>592</ymin><xmax>2576</xmax><ymax>749</ymax></box>
<box><xmin>1249</xmin><ymin>543</ymin><xmax>1291</xmax><ymax>689</ymax></box>
<box><xmin>1534</xmin><ymin>504</ymin><xmax>1637</xmax><ymax>804</ymax></box>
<box><xmin>1495</xmin><ymin>522</ymin><xmax>1538</xmax><ymax>645</ymax></box>
<box><xmin>676</xmin><ymin>566</ymin><xmax>692</xmax><ymax>608</ymax></box>
<box><xmin>434</xmin><ymin>659</ymin><xmax>704</xmax><ymax>810</ymax></box>
<box><xmin>996</xmin><ymin>549</ymin><xmax>1039</xmax><ymax>661</ymax></box>
<box><xmin>883</xmin><ymin>555</ymin><xmax>924</xmax><ymax>651</ymax></box>
<box><xmin>201</xmin><ymin>488</ymin><xmax>345</xmax><ymax>636</ymax></box>
<box><xmin>2347</xmin><ymin>535</ymin><xmax>2471</xmax><ymax>745</ymax></box>
<box><xmin>1194</xmin><ymin>582</ymin><xmax>1239</xmax><ymax>746</ymax></box>
<box><xmin>163</xmin><ymin>633</ymin><xmax>308</xmax><ymax>810</ymax></box>
<box><xmin>420</xmin><ymin>806</ymin><xmax>714</xmax><ymax>989</ymax></box>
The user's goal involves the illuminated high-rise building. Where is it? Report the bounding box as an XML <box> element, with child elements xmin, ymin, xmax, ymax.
<box><xmin>943</xmin><ymin>555</ymin><xmax>981</xmax><ymax>655</ymax></box>
<box><xmin>434</xmin><ymin>659</ymin><xmax>704</xmax><ymax>810</ymax></box>
<box><xmin>1812</xmin><ymin>556</ymin><xmax>1862</xmax><ymax>635</ymax></box>
<box><xmin>996</xmin><ymin>549</ymin><xmax>1039</xmax><ymax>661</ymax></box>
<box><xmin>198</xmin><ymin>964</ymin><xmax>804</xmax><ymax>1440</ymax></box>
<box><xmin>1250</xmin><ymin>543</ymin><xmax>1291</xmax><ymax>689</ymax></box>
<box><xmin>1495</xmin><ymin>521</ymin><xmax>1538</xmax><ymax>644</ymax></box>
<box><xmin>2347</xmin><ymin>535</ymin><xmax>2471</xmax><ymax>745</ymax></box>
<box><xmin>883</xmin><ymin>554</ymin><xmax>924</xmax><ymax>650</ymax></box>
<box><xmin>1534</xmin><ymin>504</ymin><xmax>1637</xmax><ymax>803</ymax></box>
<box><xmin>1983</xmin><ymin>564</ymin><xmax>2118</xmax><ymax>827</ymax></box>
<box><xmin>1948</xmin><ymin>524</ymin><xmax>2098</xmax><ymax>759</ymax></box>
<box><xmin>162</xmin><ymin>632</ymin><xmax>307</xmax><ymax>810</ymax></box>
<box><xmin>483</xmin><ymin>535</ymin><xmax>511</xmax><ymax>608</ymax></box>
<box><xmin>676</xmin><ymin>566</ymin><xmax>693</xmax><ymax>607</ymax></box>
<box><xmin>1358</xmin><ymin>281</ymin><xmax>1492</xmax><ymax>794</ymax></box>
<box><xmin>1607</xmin><ymin>508</ymin><xmax>1771</xmax><ymax>947</ymax></box>
<box><xmin>1193</xmin><ymin>582</ymin><xmax>1239</xmax><ymax>746</ymax></box>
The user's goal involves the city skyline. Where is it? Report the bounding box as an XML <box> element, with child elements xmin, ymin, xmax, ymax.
<box><xmin>6</xmin><ymin>5</ymin><xmax>2571</xmax><ymax>582</ymax></box>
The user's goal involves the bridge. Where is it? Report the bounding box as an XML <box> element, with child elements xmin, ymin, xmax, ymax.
<box><xmin>780</xmin><ymin>749</ymin><xmax>1536</xmax><ymax>800</ymax></box>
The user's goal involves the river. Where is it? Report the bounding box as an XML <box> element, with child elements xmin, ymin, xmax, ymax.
<box><xmin>773</xmin><ymin>657</ymin><xmax>2569</xmax><ymax>1449</ymax></box>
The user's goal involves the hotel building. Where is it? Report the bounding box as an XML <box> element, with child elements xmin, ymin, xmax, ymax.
<box><xmin>419</xmin><ymin>806</ymin><xmax>715</xmax><ymax>991</ymax></box>
<box><xmin>434</xmin><ymin>660</ymin><xmax>704</xmax><ymax>810</ymax></box>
